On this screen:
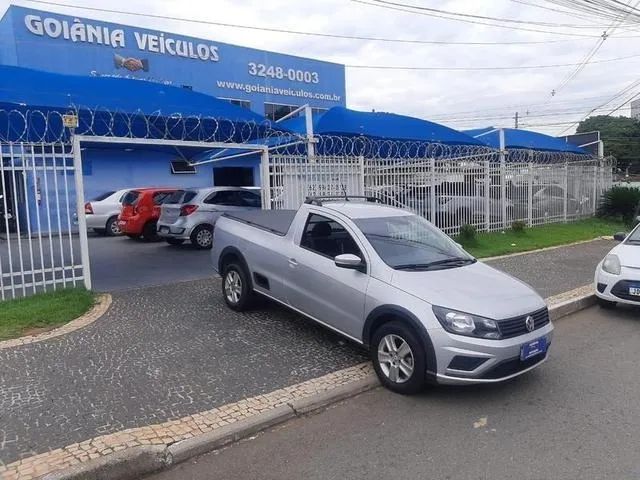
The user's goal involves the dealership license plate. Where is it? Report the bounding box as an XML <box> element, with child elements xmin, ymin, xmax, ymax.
<box><xmin>520</xmin><ymin>337</ymin><xmax>547</xmax><ymax>361</ymax></box>
<box><xmin>629</xmin><ymin>287</ymin><xmax>640</xmax><ymax>297</ymax></box>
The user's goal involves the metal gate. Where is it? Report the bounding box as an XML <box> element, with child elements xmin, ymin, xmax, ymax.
<box><xmin>0</xmin><ymin>142</ymin><xmax>87</xmax><ymax>299</ymax></box>
<box><xmin>265</xmin><ymin>154</ymin><xmax>614</xmax><ymax>236</ymax></box>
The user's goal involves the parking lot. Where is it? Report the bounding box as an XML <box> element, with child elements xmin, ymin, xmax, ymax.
<box><xmin>87</xmin><ymin>234</ymin><xmax>214</xmax><ymax>292</ymax></box>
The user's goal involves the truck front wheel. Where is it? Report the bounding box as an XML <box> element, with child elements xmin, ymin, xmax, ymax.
<box><xmin>371</xmin><ymin>321</ymin><xmax>427</xmax><ymax>395</ymax></box>
<box><xmin>222</xmin><ymin>262</ymin><xmax>254</xmax><ymax>311</ymax></box>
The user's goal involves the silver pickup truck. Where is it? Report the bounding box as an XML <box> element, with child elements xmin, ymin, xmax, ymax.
<box><xmin>212</xmin><ymin>197</ymin><xmax>553</xmax><ymax>394</ymax></box>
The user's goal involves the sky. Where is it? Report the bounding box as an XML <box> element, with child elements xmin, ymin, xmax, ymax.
<box><xmin>1</xmin><ymin>0</ymin><xmax>639</xmax><ymax>135</ymax></box>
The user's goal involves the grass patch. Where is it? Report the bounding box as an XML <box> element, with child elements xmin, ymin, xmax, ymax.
<box><xmin>458</xmin><ymin>217</ymin><xmax>626</xmax><ymax>259</ymax></box>
<box><xmin>0</xmin><ymin>288</ymin><xmax>95</xmax><ymax>341</ymax></box>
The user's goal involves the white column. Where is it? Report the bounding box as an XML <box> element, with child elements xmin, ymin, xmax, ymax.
<box><xmin>72</xmin><ymin>134</ymin><xmax>92</xmax><ymax>290</ymax></box>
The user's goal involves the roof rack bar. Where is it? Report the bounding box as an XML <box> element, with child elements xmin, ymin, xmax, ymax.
<box><xmin>304</xmin><ymin>195</ymin><xmax>383</xmax><ymax>206</ymax></box>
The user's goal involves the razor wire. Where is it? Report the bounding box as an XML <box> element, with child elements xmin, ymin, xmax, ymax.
<box><xmin>0</xmin><ymin>106</ymin><xmax>611</xmax><ymax>165</ymax></box>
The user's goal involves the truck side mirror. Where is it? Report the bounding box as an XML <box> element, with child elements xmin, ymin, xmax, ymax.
<box><xmin>334</xmin><ymin>254</ymin><xmax>365</xmax><ymax>272</ymax></box>
<box><xmin>613</xmin><ymin>232</ymin><xmax>627</xmax><ymax>242</ymax></box>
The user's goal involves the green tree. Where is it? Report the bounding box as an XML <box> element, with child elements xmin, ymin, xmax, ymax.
<box><xmin>577</xmin><ymin>115</ymin><xmax>640</xmax><ymax>173</ymax></box>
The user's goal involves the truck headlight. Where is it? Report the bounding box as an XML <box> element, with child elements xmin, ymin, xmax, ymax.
<box><xmin>602</xmin><ymin>254</ymin><xmax>621</xmax><ymax>275</ymax></box>
<box><xmin>432</xmin><ymin>306</ymin><xmax>501</xmax><ymax>339</ymax></box>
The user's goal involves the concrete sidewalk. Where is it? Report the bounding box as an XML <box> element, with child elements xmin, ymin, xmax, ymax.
<box><xmin>0</xmin><ymin>239</ymin><xmax>615</xmax><ymax>467</ymax></box>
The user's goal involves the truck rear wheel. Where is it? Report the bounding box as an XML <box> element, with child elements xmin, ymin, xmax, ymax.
<box><xmin>222</xmin><ymin>262</ymin><xmax>255</xmax><ymax>311</ymax></box>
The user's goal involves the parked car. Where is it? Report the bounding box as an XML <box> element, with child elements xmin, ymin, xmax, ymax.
<box><xmin>158</xmin><ymin>187</ymin><xmax>261</xmax><ymax>249</ymax></box>
<box><xmin>395</xmin><ymin>184</ymin><xmax>512</xmax><ymax>227</ymax></box>
<box><xmin>212</xmin><ymin>196</ymin><xmax>553</xmax><ymax>394</ymax></box>
<box><xmin>84</xmin><ymin>189</ymin><xmax>129</xmax><ymax>236</ymax></box>
<box><xmin>118</xmin><ymin>188</ymin><xmax>177</xmax><ymax>241</ymax></box>
<box><xmin>512</xmin><ymin>184</ymin><xmax>585</xmax><ymax>220</ymax></box>
<box><xmin>594</xmin><ymin>224</ymin><xmax>640</xmax><ymax>308</ymax></box>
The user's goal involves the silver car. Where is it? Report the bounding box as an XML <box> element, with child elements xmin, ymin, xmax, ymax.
<box><xmin>84</xmin><ymin>189</ymin><xmax>129</xmax><ymax>236</ymax></box>
<box><xmin>157</xmin><ymin>187</ymin><xmax>261</xmax><ymax>249</ymax></box>
<box><xmin>212</xmin><ymin>197</ymin><xmax>553</xmax><ymax>394</ymax></box>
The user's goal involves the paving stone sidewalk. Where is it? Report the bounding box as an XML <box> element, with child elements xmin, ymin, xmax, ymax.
<box><xmin>0</xmin><ymin>239</ymin><xmax>616</xmax><ymax>467</ymax></box>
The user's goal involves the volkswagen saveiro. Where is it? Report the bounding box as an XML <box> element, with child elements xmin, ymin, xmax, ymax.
<box><xmin>212</xmin><ymin>197</ymin><xmax>553</xmax><ymax>394</ymax></box>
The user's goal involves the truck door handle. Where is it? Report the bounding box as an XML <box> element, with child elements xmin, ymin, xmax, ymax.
<box><xmin>288</xmin><ymin>258</ymin><xmax>298</xmax><ymax>267</ymax></box>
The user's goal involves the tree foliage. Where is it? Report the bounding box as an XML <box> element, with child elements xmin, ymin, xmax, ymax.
<box><xmin>577</xmin><ymin>115</ymin><xmax>640</xmax><ymax>172</ymax></box>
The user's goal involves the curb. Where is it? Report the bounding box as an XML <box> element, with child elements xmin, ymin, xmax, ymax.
<box><xmin>548</xmin><ymin>292</ymin><xmax>596</xmax><ymax>321</ymax></box>
<box><xmin>40</xmin><ymin>446</ymin><xmax>169</xmax><ymax>480</ymax></box>
<box><xmin>0</xmin><ymin>293</ymin><xmax>112</xmax><ymax>351</ymax></box>
<box><xmin>36</xmin><ymin>379</ymin><xmax>379</xmax><ymax>480</ymax></box>
<box><xmin>33</xmin><ymin>291</ymin><xmax>595</xmax><ymax>480</ymax></box>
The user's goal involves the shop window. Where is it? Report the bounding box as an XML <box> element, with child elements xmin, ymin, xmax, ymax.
<box><xmin>264</xmin><ymin>103</ymin><xmax>298</xmax><ymax>121</ymax></box>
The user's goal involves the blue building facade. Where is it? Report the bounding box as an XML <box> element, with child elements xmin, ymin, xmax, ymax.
<box><xmin>0</xmin><ymin>6</ymin><xmax>347</xmax><ymax>234</ymax></box>
<box><xmin>0</xmin><ymin>6</ymin><xmax>346</xmax><ymax>119</ymax></box>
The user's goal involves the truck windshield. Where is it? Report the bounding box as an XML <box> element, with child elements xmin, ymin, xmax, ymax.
<box><xmin>354</xmin><ymin>214</ymin><xmax>475</xmax><ymax>270</ymax></box>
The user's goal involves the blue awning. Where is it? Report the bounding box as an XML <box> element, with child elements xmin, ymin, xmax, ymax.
<box><xmin>312</xmin><ymin>107</ymin><xmax>483</xmax><ymax>146</ymax></box>
<box><xmin>0</xmin><ymin>65</ymin><xmax>272</xmax><ymax>143</ymax></box>
<box><xmin>464</xmin><ymin>127</ymin><xmax>586</xmax><ymax>154</ymax></box>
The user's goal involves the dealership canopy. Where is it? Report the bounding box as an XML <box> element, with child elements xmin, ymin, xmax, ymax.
<box><xmin>464</xmin><ymin>127</ymin><xmax>586</xmax><ymax>154</ymax></box>
<box><xmin>0</xmin><ymin>65</ymin><xmax>273</xmax><ymax>143</ymax></box>
<box><xmin>281</xmin><ymin>107</ymin><xmax>483</xmax><ymax>146</ymax></box>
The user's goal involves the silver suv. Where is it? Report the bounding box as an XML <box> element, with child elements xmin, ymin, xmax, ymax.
<box><xmin>158</xmin><ymin>187</ymin><xmax>261</xmax><ymax>249</ymax></box>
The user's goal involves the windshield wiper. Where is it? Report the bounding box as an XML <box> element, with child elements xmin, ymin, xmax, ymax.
<box><xmin>394</xmin><ymin>257</ymin><xmax>476</xmax><ymax>271</ymax></box>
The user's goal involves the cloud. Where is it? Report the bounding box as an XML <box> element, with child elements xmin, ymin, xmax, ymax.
<box><xmin>1</xmin><ymin>0</ymin><xmax>637</xmax><ymax>134</ymax></box>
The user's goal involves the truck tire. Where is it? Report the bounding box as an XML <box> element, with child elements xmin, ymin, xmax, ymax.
<box><xmin>222</xmin><ymin>262</ymin><xmax>255</xmax><ymax>311</ymax></box>
<box><xmin>371</xmin><ymin>321</ymin><xmax>426</xmax><ymax>395</ymax></box>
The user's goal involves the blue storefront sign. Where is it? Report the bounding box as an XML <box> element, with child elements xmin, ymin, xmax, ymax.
<box><xmin>0</xmin><ymin>6</ymin><xmax>346</xmax><ymax>118</ymax></box>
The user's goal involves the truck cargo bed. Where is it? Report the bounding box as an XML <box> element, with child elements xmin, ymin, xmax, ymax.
<box><xmin>223</xmin><ymin>210</ymin><xmax>297</xmax><ymax>236</ymax></box>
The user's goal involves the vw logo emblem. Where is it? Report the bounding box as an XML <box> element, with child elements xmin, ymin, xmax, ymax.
<box><xmin>525</xmin><ymin>315</ymin><xmax>535</xmax><ymax>332</ymax></box>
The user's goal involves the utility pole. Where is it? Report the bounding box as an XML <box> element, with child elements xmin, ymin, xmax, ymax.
<box><xmin>514</xmin><ymin>111</ymin><xmax>519</xmax><ymax>129</ymax></box>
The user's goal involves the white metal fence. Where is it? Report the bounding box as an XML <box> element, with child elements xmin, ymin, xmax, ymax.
<box><xmin>0</xmin><ymin>141</ymin><xmax>86</xmax><ymax>299</ymax></box>
<box><xmin>265</xmin><ymin>155</ymin><xmax>614</xmax><ymax>236</ymax></box>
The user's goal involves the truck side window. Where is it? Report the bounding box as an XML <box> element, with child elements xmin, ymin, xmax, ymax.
<box><xmin>300</xmin><ymin>214</ymin><xmax>362</xmax><ymax>259</ymax></box>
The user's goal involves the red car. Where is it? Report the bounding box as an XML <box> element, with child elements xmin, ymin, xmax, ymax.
<box><xmin>118</xmin><ymin>188</ymin><xmax>177</xmax><ymax>241</ymax></box>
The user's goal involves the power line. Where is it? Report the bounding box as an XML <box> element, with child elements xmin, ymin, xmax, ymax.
<box><xmin>556</xmin><ymin>76</ymin><xmax>640</xmax><ymax>134</ymax></box>
<box><xmin>352</xmin><ymin>0</ymin><xmax>617</xmax><ymax>37</ymax></box>
<box><xmin>346</xmin><ymin>52</ymin><xmax>640</xmax><ymax>71</ymax></box>
<box><xmin>550</xmin><ymin>0</ymin><xmax>639</xmax><ymax>96</ymax></box>
<box><xmin>19</xmin><ymin>0</ymin><xmax>584</xmax><ymax>46</ymax></box>
<box><xmin>366</xmin><ymin>0</ymin><xmax>629</xmax><ymax>28</ymax></box>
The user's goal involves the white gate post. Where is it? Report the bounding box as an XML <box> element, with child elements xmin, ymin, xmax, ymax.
<box><xmin>499</xmin><ymin>129</ymin><xmax>507</xmax><ymax>229</ymax></box>
<box><xmin>260</xmin><ymin>148</ymin><xmax>272</xmax><ymax>210</ymax></box>
<box><xmin>304</xmin><ymin>105</ymin><xmax>315</xmax><ymax>161</ymax></box>
<box><xmin>592</xmin><ymin>164</ymin><xmax>598</xmax><ymax>214</ymax></box>
<box><xmin>528</xmin><ymin>162</ymin><xmax>534</xmax><ymax>227</ymax></box>
<box><xmin>359</xmin><ymin>156</ymin><xmax>365</xmax><ymax>196</ymax></box>
<box><xmin>563</xmin><ymin>162</ymin><xmax>568</xmax><ymax>222</ymax></box>
<box><xmin>430</xmin><ymin>158</ymin><xmax>436</xmax><ymax>224</ymax></box>
<box><xmin>72</xmin><ymin>135</ymin><xmax>92</xmax><ymax>291</ymax></box>
<box><xmin>484</xmin><ymin>160</ymin><xmax>490</xmax><ymax>232</ymax></box>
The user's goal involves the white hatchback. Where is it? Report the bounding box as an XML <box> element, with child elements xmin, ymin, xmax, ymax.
<box><xmin>595</xmin><ymin>223</ymin><xmax>640</xmax><ymax>308</ymax></box>
<box><xmin>85</xmin><ymin>189</ymin><xmax>130</xmax><ymax>236</ymax></box>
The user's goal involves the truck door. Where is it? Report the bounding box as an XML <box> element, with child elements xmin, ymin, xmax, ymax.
<box><xmin>286</xmin><ymin>212</ymin><xmax>369</xmax><ymax>341</ymax></box>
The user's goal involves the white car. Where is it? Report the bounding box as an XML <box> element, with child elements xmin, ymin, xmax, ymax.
<box><xmin>595</xmin><ymin>223</ymin><xmax>640</xmax><ymax>308</ymax></box>
<box><xmin>84</xmin><ymin>189</ymin><xmax>130</xmax><ymax>236</ymax></box>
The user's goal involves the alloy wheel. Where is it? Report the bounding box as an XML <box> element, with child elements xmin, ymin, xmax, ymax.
<box><xmin>377</xmin><ymin>334</ymin><xmax>414</xmax><ymax>384</ymax></box>
<box><xmin>224</xmin><ymin>270</ymin><xmax>242</xmax><ymax>304</ymax></box>
<box><xmin>197</xmin><ymin>228</ymin><xmax>213</xmax><ymax>248</ymax></box>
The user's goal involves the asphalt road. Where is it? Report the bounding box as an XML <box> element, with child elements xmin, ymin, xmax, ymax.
<box><xmin>149</xmin><ymin>305</ymin><xmax>640</xmax><ymax>480</ymax></box>
<box><xmin>1</xmin><ymin>233</ymin><xmax>616</xmax><ymax>295</ymax></box>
